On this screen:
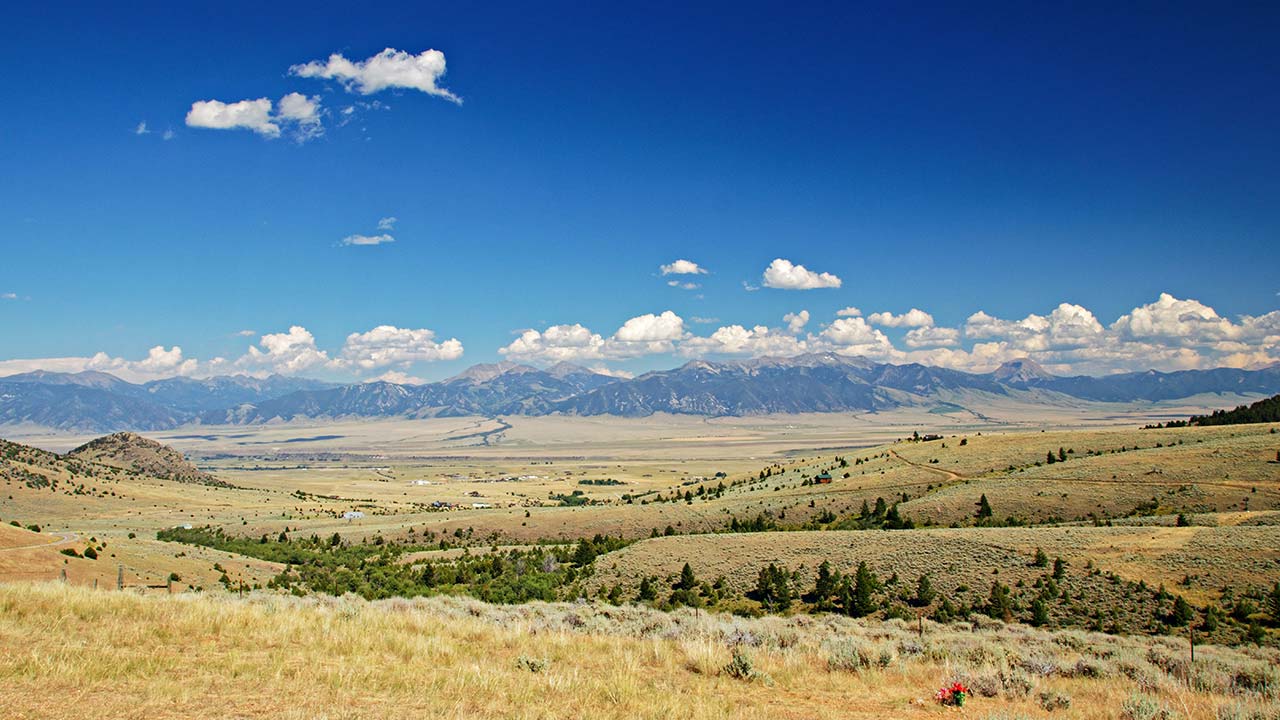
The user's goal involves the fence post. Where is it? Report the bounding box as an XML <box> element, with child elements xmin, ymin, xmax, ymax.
<box><xmin>61</xmin><ymin>568</ymin><xmax>67</xmax><ymax>583</ymax></box>
<box><xmin>117</xmin><ymin>565</ymin><xmax>123</xmax><ymax>591</ymax></box>
<box><xmin>167</xmin><ymin>577</ymin><xmax>173</xmax><ymax>595</ymax></box>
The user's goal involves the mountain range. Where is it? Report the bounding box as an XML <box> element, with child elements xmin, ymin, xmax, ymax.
<box><xmin>2</xmin><ymin>354</ymin><xmax>1279</xmax><ymax>432</ymax></box>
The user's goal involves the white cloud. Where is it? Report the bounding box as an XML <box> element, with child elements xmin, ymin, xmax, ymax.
<box><xmin>1111</xmin><ymin>293</ymin><xmax>1239</xmax><ymax>343</ymax></box>
<box><xmin>368</xmin><ymin>370</ymin><xmax>428</xmax><ymax>385</ymax></box>
<box><xmin>341</xmin><ymin>233</ymin><xmax>395</xmax><ymax>246</ymax></box>
<box><xmin>162</xmin><ymin>129</ymin><xmax>175</xmax><ymax>141</ymax></box>
<box><xmin>614</xmin><ymin>311</ymin><xmax>686</xmax><ymax>343</ymax></box>
<box><xmin>868</xmin><ymin>308</ymin><xmax>934</xmax><ymax>328</ymax></box>
<box><xmin>277</xmin><ymin>92</ymin><xmax>323</xmax><ymax>142</ymax></box>
<box><xmin>817</xmin><ymin>317</ymin><xmax>893</xmax><ymax>356</ymax></box>
<box><xmin>134</xmin><ymin>122</ymin><xmax>149</xmax><ymax>135</ymax></box>
<box><xmin>0</xmin><ymin>346</ymin><xmax>199</xmax><ymax>384</ymax></box>
<box><xmin>761</xmin><ymin>258</ymin><xmax>842</xmax><ymax>290</ymax></box>
<box><xmin>499</xmin><ymin>324</ymin><xmax>607</xmax><ymax>364</ymax></box>
<box><xmin>1</xmin><ymin>293</ymin><xmax>16</xmax><ymax>300</ymax></box>
<box><xmin>690</xmin><ymin>316</ymin><xmax>719</xmax><ymax>324</ymax></box>
<box><xmin>186</xmin><ymin>98</ymin><xmax>279</xmax><ymax>137</ymax></box>
<box><xmin>235</xmin><ymin>329</ymin><xmax>256</xmax><ymax>337</ymax></box>
<box><xmin>237</xmin><ymin>326</ymin><xmax>331</xmax><ymax>374</ymax></box>
<box><xmin>186</xmin><ymin>94</ymin><xmax>324</xmax><ymax>141</ymax></box>
<box><xmin>667</xmin><ymin>280</ymin><xmax>700</xmax><ymax>290</ymax></box>
<box><xmin>836</xmin><ymin>306</ymin><xmax>862</xmax><ymax>317</ymax></box>
<box><xmin>660</xmin><ymin>259</ymin><xmax>707</xmax><ymax>275</ymax></box>
<box><xmin>783</xmin><ymin>310</ymin><xmax>810</xmax><ymax>334</ymax></box>
<box><xmin>291</xmin><ymin>48</ymin><xmax>461</xmax><ymax>104</ymax></box>
<box><xmin>903</xmin><ymin>326</ymin><xmax>960</xmax><ymax>348</ymax></box>
<box><xmin>337</xmin><ymin>325</ymin><xmax>463</xmax><ymax>370</ymax></box>
<box><xmin>683</xmin><ymin>324</ymin><xmax>807</xmax><ymax>358</ymax></box>
<box><xmin>377</xmin><ymin>216</ymin><xmax>397</xmax><ymax>231</ymax></box>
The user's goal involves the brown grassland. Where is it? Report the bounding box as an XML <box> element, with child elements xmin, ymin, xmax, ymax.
<box><xmin>2</xmin><ymin>410</ymin><xmax>1279</xmax><ymax>717</ymax></box>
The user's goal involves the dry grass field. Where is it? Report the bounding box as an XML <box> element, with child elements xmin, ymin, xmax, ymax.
<box><xmin>2</xmin><ymin>582</ymin><xmax>1277</xmax><ymax>720</ymax></box>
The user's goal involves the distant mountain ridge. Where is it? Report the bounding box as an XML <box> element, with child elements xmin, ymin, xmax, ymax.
<box><xmin>3</xmin><ymin>355</ymin><xmax>1279</xmax><ymax>431</ymax></box>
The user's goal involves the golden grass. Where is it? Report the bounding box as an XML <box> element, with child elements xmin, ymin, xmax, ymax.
<box><xmin>2</xmin><ymin>582</ymin><xmax>1272</xmax><ymax>719</ymax></box>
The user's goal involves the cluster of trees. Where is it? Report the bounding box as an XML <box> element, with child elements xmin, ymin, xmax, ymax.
<box><xmin>1148</xmin><ymin>394</ymin><xmax>1280</xmax><ymax>428</ymax></box>
<box><xmin>159</xmin><ymin>525</ymin><xmax>629</xmax><ymax>604</ymax></box>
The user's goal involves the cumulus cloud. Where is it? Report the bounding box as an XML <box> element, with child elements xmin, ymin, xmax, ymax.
<box><xmin>903</xmin><ymin>326</ymin><xmax>961</xmax><ymax>348</ymax></box>
<box><xmin>761</xmin><ymin>258</ymin><xmax>841</xmax><ymax>290</ymax></box>
<box><xmin>682</xmin><ymin>324</ymin><xmax>807</xmax><ymax>358</ymax></box>
<box><xmin>0</xmin><ymin>346</ymin><xmax>200</xmax><ymax>384</ymax></box>
<box><xmin>186</xmin><ymin>98</ymin><xmax>279</xmax><ymax>137</ymax></box>
<box><xmin>816</xmin><ymin>317</ymin><xmax>894</xmax><ymax>356</ymax></box>
<box><xmin>337</xmin><ymin>325</ymin><xmax>463</xmax><ymax>369</ymax></box>
<box><xmin>237</xmin><ymin>326</ymin><xmax>331</xmax><ymax>374</ymax></box>
<box><xmin>368</xmin><ymin>370</ymin><xmax>428</xmax><ymax>385</ymax></box>
<box><xmin>783</xmin><ymin>310</ymin><xmax>810</xmax><ymax>334</ymax></box>
<box><xmin>660</xmin><ymin>259</ymin><xmax>707</xmax><ymax>275</ymax></box>
<box><xmin>868</xmin><ymin>308</ymin><xmax>934</xmax><ymax>328</ymax></box>
<box><xmin>276</xmin><ymin>92</ymin><xmax>323</xmax><ymax>141</ymax></box>
<box><xmin>499</xmin><ymin>324</ymin><xmax>607</xmax><ymax>364</ymax></box>
<box><xmin>377</xmin><ymin>216</ymin><xmax>397</xmax><ymax>231</ymax></box>
<box><xmin>1111</xmin><ymin>293</ymin><xmax>1239</xmax><ymax>343</ymax></box>
<box><xmin>836</xmin><ymin>306</ymin><xmax>862</xmax><ymax>317</ymax></box>
<box><xmin>341</xmin><ymin>233</ymin><xmax>395</xmax><ymax>246</ymax></box>
<box><xmin>291</xmin><ymin>48</ymin><xmax>461</xmax><ymax>104</ymax></box>
<box><xmin>186</xmin><ymin>94</ymin><xmax>324</xmax><ymax>141</ymax></box>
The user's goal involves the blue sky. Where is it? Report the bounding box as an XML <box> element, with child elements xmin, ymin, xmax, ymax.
<box><xmin>1</xmin><ymin>2</ymin><xmax>1278</xmax><ymax>382</ymax></box>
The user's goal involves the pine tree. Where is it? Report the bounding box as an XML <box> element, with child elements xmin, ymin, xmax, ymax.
<box><xmin>637</xmin><ymin>576</ymin><xmax>656</xmax><ymax>601</ymax></box>
<box><xmin>913</xmin><ymin>573</ymin><xmax>935</xmax><ymax>607</ymax></box>
<box><xmin>1058</xmin><ymin>447</ymin><xmax>1067</xmax><ymax>462</ymax></box>
<box><xmin>813</xmin><ymin>560</ymin><xmax>837</xmax><ymax>610</ymax></box>
<box><xmin>986</xmin><ymin>581</ymin><xmax>1012</xmax><ymax>621</ymax></box>
<box><xmin>1033</xmin><ymin>547</ymin><xmax>1049</xmax><ymax>567</ymax></box>
<box><xmin>1267</xmin><ymin>582</ymin><xmax>1280</xmax><ymax>624</ymax></box>
<box><xmin>677</xmin><ymin>563</ymin><xmax>697</xmax><ymax>591</ymax></box>
<box><xmin>1047</xmin><ymin>451</ymin><xmax>1056</xmax><ymax>464</ymax></box>
<box><xmin>850</xmin><ymin>561</ymin><xmax>879</xmax><ymax>617</ymax></box>
<box><xmin>1052</xmin><ymin>557</ymin><xmax>1067</xmax><ymax>580</ymax></box>
<box><xmin>975</xmin><ymin>494</ymin><xmax>993</xmax><ymax>521</ymax></box>
<box><xmin>1030</xmin><ymin>598</ymin><xmax>1049</xmax><ymax>627</ymax></box>
<box><xmin>1170</xmin><ymin>596</ymin><xmax>1194</xmax><ymax>626</ymax></box>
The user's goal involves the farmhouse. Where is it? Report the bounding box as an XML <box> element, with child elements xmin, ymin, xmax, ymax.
<box><xmin>814</xmin><ymin>472</ymin><xmax>833</xmax><ymax>484</ymax></box>
<box><xmin>342</xmin><ymin>511</ymin><xmax>365</xmax><ymax>521</ymax></box>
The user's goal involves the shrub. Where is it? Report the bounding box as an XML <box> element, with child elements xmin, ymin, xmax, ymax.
<box><xmin>515</xmin><ymin>655</ymin><xmax>549</xmax><ymax>673</ymax></box>
<box><xmin>1121</xmin><ymin>693</ymin><xmax>1177</xmax><ymax>720</ymax></box>
<box><xmin>723</xmin><ymin>650</ymin><xmax>766</xmax><ymax>682</ymax></box>
<box><xmin>1037</xmin><ymin>690</ymin><xmax>1071</xmax><ymax>711</ymax></box>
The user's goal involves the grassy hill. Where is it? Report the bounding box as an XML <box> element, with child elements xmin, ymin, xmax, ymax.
<box><xmin>1</xmin><ymin>582</ymin><xmax>1276</xmax><ymax>720</ymax></box>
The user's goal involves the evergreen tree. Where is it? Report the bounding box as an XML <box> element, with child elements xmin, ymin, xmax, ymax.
<box><xmin>637</xmin><ymin>576</ymin><xmax>656</xmax><ymax>601</ymax></box>
<box><xmin>812</xmin><ymin>560</ymin><xmax>838</xmax><ymax>610</ymax></box>
<box><xmin>1170</xmin><ymin>596</ymin><xmax>1194</xmax><ymax>626</ymax></box>
<box><xmin>1033</xmin><ymin>547</ymin><xmax>1049</xmax><ymax>567</ymax></box>
<box><xmin>986</xmin><ymin>581</ymin><xmax>1012</xmax><ymax>621</ymax></box>
<box><xmin>1047</xmin><ymin>451</ymin><xmax>1056</xmax><ymax>464</ymax></box>
<box><xmin>1058</xmin><ymin>447</ymin><xmax>1067</xmax><ymax>462</ymax></box>
<box><xmin>912</xmin><ymin>573</ymin><xmax>935</xmax><ymax>607</ymax></box>
<box><xmin>850</xmin><ymin>561</ymin><xmax>879</xmax><ymax>617</ymax></box>
<box><xmin>975</xmin><ymin>494</ymin><xmax>993</xmax><ymax>521</ymax></box>
<box><xmin>1030</xmin><ymin>598</ymin><xmax>1049</xmax><ymax>626</ymax></box>
<box><xmin>1267</xmin><ymin>582</ymin><xmax>1280</xmax><ymax>624</ymax></box>
<box><xmin>677</xmin><ymin>563</ymin><xmax>697</xmax><ymax>591</ymax></box>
